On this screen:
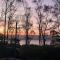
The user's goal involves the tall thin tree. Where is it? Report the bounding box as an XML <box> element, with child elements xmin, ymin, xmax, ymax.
<box><xmin>33</xmin><ymin>0</ymin><xmax>43</xmax><ymax>45</ymax></box>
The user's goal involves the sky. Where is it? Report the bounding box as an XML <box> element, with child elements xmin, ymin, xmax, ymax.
<box><xmin>0</xmin><ymin>0</ymin><xmax>55</xmax><ymax>17</ymax></box>
<box><xmin>0</xmin><ymin>0</ymin><xmax>55</xmax><ymax>34</ymax></box>
<box><xmin>0</xmin><ymin>0</ymin><xmax>57</xmax><ymax>45</ymax></box>
<box><xmin>0</xmin><ymin>0</ymin><xmax>55</xmax><ymax>11</ymax></box>
<box><xmin>27</xmin><ymin>0</ymin><xmax>54</xmax><ymax>7</ymax></box>
<box><xmin>43</xmin><ymin>0</ymin><xmax>54</xmax><ymax>6</ymax></box>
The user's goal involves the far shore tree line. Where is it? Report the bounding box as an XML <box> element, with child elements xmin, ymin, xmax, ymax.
<box><xmin>0</xmin><ymin>0</ymin><xmax>60</xmax><ymax>46</ymax></box>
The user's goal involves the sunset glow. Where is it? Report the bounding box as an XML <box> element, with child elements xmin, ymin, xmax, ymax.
<box><xmin>0</xmin><ymin>27</ymin><xmax>4</xmax><ymax>34</ymax></box>
<box><xmin>0</xmin><ymin>0</ymin><xmax>59</xmax><ymax>46</ymax></box>
<box><xmin>0</xmin><ymin>0</ymin><xmax>60</xmax><ymax>59</ymax></box>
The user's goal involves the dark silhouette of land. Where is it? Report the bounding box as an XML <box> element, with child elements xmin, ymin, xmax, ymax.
<box><xmin>0</xmin><ymin>33</ymin><xmax>60</xmax><ymax>60</ymax></box>
<box><xmin>0</xmin><ymin>45</ymin><xmax>60</xmax><ymax>60</ymax></box>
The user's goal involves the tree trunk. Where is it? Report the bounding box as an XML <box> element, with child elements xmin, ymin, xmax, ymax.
<box><xmin>26</xmin><ymin>16</ymin><xmax>29</xmax><ymax>45</ymax></box>
<box><xmin>4</xmin><ymin>10</ymin><xmax>7</xmax><ymax>44</ymax></box>
<box><xmin>39</xmin><ymin>24</ymin><xmax>41</xmax><ymax>45</ymax></box>
<box><xmin>42</xmin><ymin>31</ymin><xmax>46</xmax><ymax>46</ymax></box>
<box><xmin>15</xmin><ymin>21</ymin><xmax>18</xmax><ymax>45</ymax></box>
<box><xmin>7</xmin><ymin>29</ymin><xmax>8</xmax><ymax>45</ymax></box>
<box><xmin>26</xmin><ymin>29</ymin><xmax>28</xmax><ymax>45</ymax></box>
<box><xmin>4</xmin><ymin>0</ymin><xmax>8</xmax><ymax>44</ymax></box>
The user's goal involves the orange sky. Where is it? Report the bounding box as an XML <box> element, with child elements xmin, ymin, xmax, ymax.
<box><xmin>0</xmin><ymin>27</ymin><xmax>4</xmax><ymax>34</ymax></box>
<box><xmin>0</xmin><ymin>26</ymin><xmax>50</xmax><ymax>36</ymax></box>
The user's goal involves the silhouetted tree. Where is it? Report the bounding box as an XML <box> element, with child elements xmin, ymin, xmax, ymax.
<box><xmin>42</xmin><ymin>5</ymin><xmax>51</xmax><ymax>45</ymax></box>
<box><xmin>3</xmin><ymin>0</ymin><xmax>17</xmax><ymax>44</ymax></box>
<box><xmin>8</xmin><ymin>1</ymin><xmax>16</xmax><ymax>45</ymax></box>
<box><xmin>18</xmin><ymin>0</ymin><xmax>33</xmax><ymax>45</ymax></box>
<box><xmin>3</xmin><ymin>0</ymin><xmax>8</xmax><ymax>44</ymax></box>
<box><xmin>23</xmin><ymin>7</ymin><xmax>32</xmax><ymax>45</ymax></box>
<box><xmin>32</xmin><ymin>0</ymin><xmax>57</xmax><ymax>45</ymax></box>
<box><xmin>0</xmin><ymin>34</ymin><xmax>4</xmax><ymax>44</ymax></box>
<box><xmin>33</xmin><ymin>0</ymin><xmax>43</xmax><ymax>45</ymax></box>
<box><xmin>53</xmin><ymin>0</ymin><xmax>60</xmax><ymax>32</ymax></box>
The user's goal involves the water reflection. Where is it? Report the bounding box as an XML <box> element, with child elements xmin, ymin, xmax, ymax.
<box><xmin>19</xmin><ymin>40</ymin><xmax>51</xmax><ymax>45</ymax></box>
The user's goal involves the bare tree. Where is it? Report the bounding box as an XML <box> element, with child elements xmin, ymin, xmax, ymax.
<box><xmin>32</xmin><ymin>0</ymin><xmax>56</xmax><ymax>45</ymax></box>
<box><xmin>3</xmin><ymin>0</ymin><xmax>8</xmax><ymax>44</ymax></box>
<box><xmin>23</xmin><ymin>7</ymin><xmax>32</xmax><ymax>45</ymax></box>
<box><xmin>42</xmin><ymin>5</ymin><xmax>51</xmax><ymax>45</ymax></box>
<box><xmin>3</xmin><ymin>0</ymin><xmax>16</xmax><ymax>44</ymax></box>
<box><xmin>52</xmin><ymin>0</ymin><xmax>60</xmax><ymax>32</ymax></box>
<box><xmin>42</xmin><ymin>5</ymin><xmax>60</xmax><ymax>45</ymax></box>
<box><xmin>32</xmin><ymin>0</ymin><xmax>43</xmax><ymax>45</ymax></box>
<box><xmin>16</xmin><ymin>0</ymin><xmax>33</xmax><ymax>45</ymax></box>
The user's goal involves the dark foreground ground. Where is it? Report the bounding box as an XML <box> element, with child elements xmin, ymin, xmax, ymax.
<box><xmin>0</xmin><ymin>45</ymin><xmax>60</xmax><ymax>60</ymax></box>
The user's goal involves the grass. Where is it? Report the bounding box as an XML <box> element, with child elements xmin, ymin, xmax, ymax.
<box><xmin>0</xmin><ymin>45</ymin><xmax>60</xmax><ymax>60</ymax></box>
<box><xmin>16</xmin><ymin>45</ymin><xmax>60</xmax><ymax>60</ymax></box>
